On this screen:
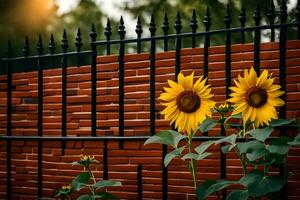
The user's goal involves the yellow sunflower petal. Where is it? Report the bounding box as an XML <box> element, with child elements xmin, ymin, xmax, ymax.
<box><xmin>268</xmin><ymin>97</ymin><xmax>285</xmax><ymax>107</ymax></box>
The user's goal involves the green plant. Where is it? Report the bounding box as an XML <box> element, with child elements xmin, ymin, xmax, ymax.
<box><xmin>145</xmin><ymin>68</ymin><xmax>300</xmax><ymax>199</ymax></box>
<box><xmin>54</xmin><ymin>155</ymin><xmax>122</xmax><ymax>200</ymax></box>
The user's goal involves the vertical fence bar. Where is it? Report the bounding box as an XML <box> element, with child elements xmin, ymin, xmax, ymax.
<box><xmin>203</xmin><ymin>7</ymin><xmax>211</xmax><ymax>81</ymax></box>
<box><xmin>103</xmin><ymin>140</ymin><xmax>108</xmax><ymax>180</ymax></box>
<box><xmin>175</xmin><ymin>11</ymin><xmax>182</xmax><ymax>76</ymax></box>
<box><xmin>222</xmin><ymin>4</ymin><xmax>232</xmax><ymax>199</ymax></box>
<box><xmin>161</xmin><ymin>13</ymin><xmax>169</xmax><ymax>200</ymax></box>
<box><xmin>22</xmin><ymin>36</ymin><xmax>30</xmax><ymax>70</ymax></box>
<box><xmin>90</xmin><ymin>24</ymin><xmax>97</xmax><ymax>137</ymax></box>
<box><xmin>136</xmin><ymin>16</ymin><xmax>143</xmax><ymax>54</ymax></box>
<box><xmin>61</xmin><ymin>30</ymin><xmax>68</xmax><ymax>154</ymax></box>
<box><xmin>118</xmin><ymin>17</ymin><xmax>126</xmax><ymax>148</ymax></box>
<box><xmin>37</xmin><ymin>34</ymin><xmax>44</xmax><ymax>198</ymax></box>
<box><xmin>239</xmin><ymin>4</ymin><xmax>246</xmax><ymax>44</ymax></box>
<box><xmin>190</xmin><ymin>9</ymin><xmax>198</xmax><ymax>48</ymax></box>
<box><xmin>297</xmin><ymin>0</ymin><xmax>300</xmax><ymax>39</ymax></box>
<box><xmin>202</xmin><ymin>7</ymin><xmax>211</xmax><ymax>137</ymax></box>
<box><xmin>49</xmin><ymin>34</ymin><xmax>55</xmax><ymax>68</ymax></box>
<box><xmin>6</xmin><ymin>40</ymin><xmax>12</xmax><ymax>200</ymax></box>
<box><xmin>162</xmin><ymin>13</ymin><xmax>169</xmax><ymax>52</ymax></box>
<box><xmin>279</xmin><ymin>1</ymin><xmax>287</xmax><ymax>198</ymax></box>
<box><xmin>137</xmin><ymin>164</ymin><xmax>142</xmax><ymax>199</ymax></box>
<box><xmin>75</xmin><ymin>28</ymin><xmax>82</xmax><ymax>67</ymax></box>
<box><xmin>267</xmin><ymin>0</ymin><xmax>276</xmax><ymax>42</ymax></box>
<box><xmin>105</xmin><ymin>19</ymin><xmax>112</xmax><ymax>55</ymax></box>
<box><xmin>253</xmin><ymin>4</ymin><xmax>262</xmax><ymax>75</ymax></box>
<box><xmin>149</xmin><ymin>14</ymin><xmax>156</xmax><ymax>136</ymax></box>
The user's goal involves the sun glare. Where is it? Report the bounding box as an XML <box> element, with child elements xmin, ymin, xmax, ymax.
<box><xmin>8</xmin><ymin>0</ymin><xmax>56</xmax><ymax>31</ymax></box>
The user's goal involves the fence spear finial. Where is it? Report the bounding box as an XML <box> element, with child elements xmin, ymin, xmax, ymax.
<box><xmin>61</xmin><ymin>29</ymin><xmax>68</xmax><ymax>52</ymax></box>
<box><xmin>174</xmin><ymin>11</ymin><xmax>182</xmax><ymax>34</ymax></box>
<box><xmin>162</xmin><ymin>13</ymin><xmax>169</xmax><ymax>35</ymax></box>
<box><xmin>135</xmin><ymin>16</ymin><xmax>143</xmax><ymax>37</ymax></box>
<box><xmin>105</xmin><ymin>18</ymin><xmax>112</xmax><ymax>40</ymax></box>
<box><xmin>118</xmin><ymin>16</ymin><xmax>126</xmax><ymax>39</ymax></box>
<box><xmin>23</xmin><ymin>36</ymin><xmax>30</xmax><ymax>57</ymax></box>
<box><xmin>37</xmin><ymin>34</ymin><xmax>43</xmax><ymax>55</ymax></box>
<box><xmin>190</xmin><ymin>9</ymin><xmax>198</xmax><ymax>33</ymax></box>
<box><xmin>280</xmin><ymin>0</ymin><xmax>287</xmax><ymax>23</ymax></box>
<box><xmin>49</xmin><ymin>34</ymin><xmax>55</xmax><ymax>54</ymax></box>
<box><xmin>90</xmin><ymin>23</ymin><xmax>97</xmax><ymax>42</ymax></box>
<box><xmin>203</xmin><ymin>7</ymin><xmax>211</xmax><ymax>31</ymax></box>
<box><xmin>75</xmin><ymin>28</ymin><xmax>82</xmax><ymax>52</ymax></box>
<box><xmin>253</xmin><ymin>4</ymin><xmax>262</xmax><ymax>26</ymax></box>
<box><xmin>149</xmin><ymin>14</ymin><xmax>156</xmax><ymax>36</ymax></box>
<box><xmin>239</xmin><ymin>3</ymin><xmax>246</xmax><ymax>25</ymax></box>
<box><xmin>224</xmin><ymin>3</ymin><xmax>232</xmax><ymax>27</ymax></box>
<box><xmin>6</xmin><ymin>40</ymin><xmax>12</xmax><ymax>58</ymax></box>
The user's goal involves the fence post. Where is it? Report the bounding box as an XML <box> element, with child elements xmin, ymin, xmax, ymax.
<box><xmin>279</xmin><ymin>1</ymin><xmax>287</xmax><ymax>198</ymax></box>
<box><xmin>37</xmin><ymin>34</ymin><xmax>44</xmax><ymax>198</ymax></box>
<box><xmin>118</xmin><ymin>17</ymin><xmax>126</xmax><ymax>149</ymax></box>
<box><xmin>174</xmin><ymin>11</ymin><xmax>182</xmax><ymax>76</ymax></box>
<box><xmin>203</xmin><ymin>7</ymin><xmax>211</xmax><ymax>79</ymax></box>
<box><xmin>253</xmin><ymin>4</ymin><xmax>262</xmax><ymax>75</ymax></box>
<box><xmin>6</xmin><ymin>40</ymin><xmax>12</xmax><ymax>200</ymax></box>
<box><xmin>90</xmin><ymin>24</ymin><xmax>97</xmax><ymax>137</ymax></box>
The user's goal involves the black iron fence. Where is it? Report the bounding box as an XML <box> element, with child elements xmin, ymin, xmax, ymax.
<box><xmin>1</xmin><ymin>0</ymin><xmax>300</xmax><ymax>199</ymax></box>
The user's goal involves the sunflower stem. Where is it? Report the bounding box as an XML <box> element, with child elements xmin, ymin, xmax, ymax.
<box><xmin>188</xmin><ymin>134</ymin><xmax>197</xmax><ymax>191</ymax></box>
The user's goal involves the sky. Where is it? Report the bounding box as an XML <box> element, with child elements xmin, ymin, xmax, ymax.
<box><xmin>55</xmin><ymin>0</ymin><xmax>137</xmax><ymax>37</ymax></box>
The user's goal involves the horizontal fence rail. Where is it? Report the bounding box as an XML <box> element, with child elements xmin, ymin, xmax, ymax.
<box><xmin>1</xmin><ymin>0</ymin><xmax>300</xmax><ymax>199</ymax></box>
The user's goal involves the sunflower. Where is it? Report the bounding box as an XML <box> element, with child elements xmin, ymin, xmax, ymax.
<box><xmin>227</xmin><ymin>67</ymin><xmax>285</xmax><ymax>127</ymax></box>
<box><xmin>159</xmin><ymin>72</ymin><xmax>215</xmax><ymax>135</ymax></box>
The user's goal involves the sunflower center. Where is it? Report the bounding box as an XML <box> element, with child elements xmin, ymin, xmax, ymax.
<box><xmin>176</xmin><ymin>90</ymin><xmax>201</xmax><ymax>113</ymax></box>
<box><xmin>246</xmin><ymin>87</ymin><xmax>268</xmax><ymax>108</ymax></box>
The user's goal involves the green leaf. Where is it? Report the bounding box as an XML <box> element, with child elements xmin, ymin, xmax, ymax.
<box><xmin>144</xmin><ymin>130</ymin><xmax>187</xmax><ymax>148</ymax></box>
<box><xmin>215</xmin><ymin>134</ymin><xmax>237</xmax><ymax>145</ymax></box>
<box><xmin>71</xmin><ymin>172</ymin><xmax>90</xmax><ymax>191</ymax></box>
<box><xmin>266</xmin><ymin>136</ymin><xmax>291</xmax><ymax>155</ymax></box>
<box><xmin>181</xmin><ymin>152</ymin><xmax>212</xmax><ymax>161</ymax></box>
<box><xmin>94</xmin><ymin>180</ymin><xmax>122</xmax><ymax>189</ymax></box>
<box><xmin>249</xmin><ymin>153</ymin><xmax>285</xmax><ymax>166</ymax></box>
<box><xmin>248</xmin><ymin>127</ymin><xmax>274</xmax><ymax>142</ymax></box>
<box><xmin>199</xmin><ymin>118</ymin><xmax>218</xmax><ymax>133</ymax></box>
<box><xmin>164</xmin><ymin>146</ymin><xmax>185</xmax><ymax>167</ymax></box>
<box><xmin>77</xmin><ymin>194</ymin><xmax>92</xmax><ymax>200</ymax></box>
<box><xmin>196</xmin><ymin>180</ymin><xmax>217</xmax><ymax>200</ymax></box>
<box><xmin>226</xmin><ymin>190</ymin><xmax>249</xmax><ymax>200</ymax></box>
<box><xmin>100</xmin><ymin>192</ymin><xmax>118</xmax><ymax>200</ymax></box>
<box><xmin>221</xmin><ymin>144</ymin><xmax>236</xmax><ymax>154</ymax></box>
<box><xmin>196</xmin><ymin>180</ymin><xmax>237</xmax><ymax>200</ymax></box>
<box><xmin>195</xmin><ymin>141</ymin><xmax>214</xmax><ymax>155</ymax></box>
<box><xmin>270</xmin><ymin>118</ymin><xmax>295</xmax><ymax>127</ymax></box>
<box><xmin>238</xmin><ymin>141</ymin><xmax>268</xmax><ymax>161</ymax></box>
<box><xmin>288</xmin><ymin>134</ymin><xmax>300</xmax><ymax>147</ymax></box>
<box><xmin>239</xmin><ymin>170</ymin><xmax>264</xmax><ymax>186</ymax></box>
<box><xmin>231</xmin><ymin>113</ymin><xmax>242</xmax><ymax>119</ymax></box>
<box><xmin>239</xmin><ymin>170</ymin><xmax>285</xmax><ymax>197</ymax></box>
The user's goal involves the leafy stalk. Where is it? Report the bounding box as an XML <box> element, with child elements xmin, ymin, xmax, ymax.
<box><xmin>188</xmin><ymin>134</ymin><xmax>197</xmax><ymax>191</ymax></box>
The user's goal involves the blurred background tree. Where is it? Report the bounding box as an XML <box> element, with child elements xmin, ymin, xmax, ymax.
<box><xmin>0</xmin><ymin>0</ymin><xmax>298</xmax><ymax>73</ymax></box>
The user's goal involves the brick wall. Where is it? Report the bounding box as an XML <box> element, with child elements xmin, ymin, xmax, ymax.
<box><xmin>0</xmin><ymin>40</ymin><xmax>300</xmax><ymax>199</ymax></box>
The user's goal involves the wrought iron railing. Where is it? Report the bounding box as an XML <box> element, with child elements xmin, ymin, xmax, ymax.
<box><xmin>1</xmin><ymin>0</ymin><xmax>300</xmax><ymax>199</ymax></box>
